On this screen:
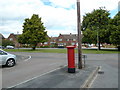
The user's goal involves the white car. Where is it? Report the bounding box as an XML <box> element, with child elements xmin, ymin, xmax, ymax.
<box><xmin>6</xmin><ymin>46</ymin><xmax>14</xmax><ymax>49</ymax></box>
<box><xmin>0</xmin><ymin>49</ymin><xmax>16</xmax><ymax>67</ymax></box>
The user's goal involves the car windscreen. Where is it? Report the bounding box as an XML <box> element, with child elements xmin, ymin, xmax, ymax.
<box><xmin>0</xmin><ymin>50</ymin><xmax>7</xmax><ymax>55</ymax></box>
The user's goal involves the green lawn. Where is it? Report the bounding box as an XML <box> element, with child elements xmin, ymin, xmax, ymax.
<box><xmin>4</xmin><ymin>48</ymin><xmax>119</xmax><ymax>54</ymax></box>
<box><xmin>81</xmin><ymin>49</ymin><xmax>119</xmax><ymax>54</ymax></box>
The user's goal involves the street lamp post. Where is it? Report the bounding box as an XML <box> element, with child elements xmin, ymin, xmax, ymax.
<box><xmin>77</xmin><ymin>0</ymin><xmax>82</xmax><ymax>69</ymax></box>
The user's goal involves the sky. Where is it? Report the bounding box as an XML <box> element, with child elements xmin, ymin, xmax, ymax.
<box><xmin>0</xmin><ymin>0</ymin><xmax>119</xmax><ymax>38</ymax></box>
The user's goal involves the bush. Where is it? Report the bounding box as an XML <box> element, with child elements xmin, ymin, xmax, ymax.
<box><xmin>117</xmin><ymin>46</ymin><xmax>120</xmax><ymax>51</ymax></box>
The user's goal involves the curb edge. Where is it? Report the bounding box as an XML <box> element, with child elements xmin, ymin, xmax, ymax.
<box><xmin>81</xmin><ymin>66</ymin><xmax>100</xmax><ymax>88</ymax></box>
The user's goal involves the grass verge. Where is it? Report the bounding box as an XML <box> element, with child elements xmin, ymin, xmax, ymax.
<box><xmin>4</xmin><ymin>48</ymin><xmax>119</xmax><ymax>54</ymax></box>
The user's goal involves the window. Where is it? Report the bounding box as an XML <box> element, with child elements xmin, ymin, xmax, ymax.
<box><xmin>67</xmin><ymin>39</ymin><xmax>69</xmax><ymax>41</ymax></box>
<box><xmin>64</xmin><ymin>43</ymin><xmax>66</xmax><ymax>45</ymax></box>
<box><xmin>44</xmin><ymin>42</ymin><xmax>48</xmax><ymax>44</ymax></box>
<box><xmin>0</xmin><ymin>50</ymin><xmax>7</xmax><ymax>55</ymax></box>
<box><xmin>58</xmin><ymin>43</ymin><xmax>64</xmax><ymax>46</ymax></box>
<box><xmin>50</xmin><ymin>42</ymin><xmax>55</xmax><ymax>44</ymax></box>
<box><xmin>72</xmin><ymin>43</ymin><xmax>75</xmax><ymax>45</ymax></box>
<box><xmin>73</xmin><ymin>39</ymin><xmax>76</xmax><ymax>41</ymax></box>
<box><xmin>59</xmin><ymin>39</ymin><xmax>62</xmax><ymax>41</ymax></box>
<box><xmin>9</xmin><ymin>38</ymin><xmax>13</xmax><ymax>41</ymax></box>
<box><xmin>54</xmin><ymin>39</ymin><xmax>56</xmax><ymax>41</ymax></box>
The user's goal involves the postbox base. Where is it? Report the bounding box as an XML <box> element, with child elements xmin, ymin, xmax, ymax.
<box><xmin>68</xmin><ymin>68</ymin><xmax>75</xmax><ymax>73</ymax></box>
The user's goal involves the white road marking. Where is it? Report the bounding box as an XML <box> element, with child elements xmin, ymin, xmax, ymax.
<box><xmin>8</xmin><ymin>65</ymin><xmax>67</xmax><ymax>88</ymax></box>
<box><xmin>24</xmin><ymin>55</ymin><xmax>31</xmax><ymax>62</ymax></box>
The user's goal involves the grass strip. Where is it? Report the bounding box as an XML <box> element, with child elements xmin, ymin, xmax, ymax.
<box><xmin>4</xmin><ymin>48</ymin><xmax>119</xmax><ymax>54</ymax></box>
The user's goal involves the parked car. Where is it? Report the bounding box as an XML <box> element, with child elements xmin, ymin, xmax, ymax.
<box><xmin>6</xmin><ymin>46</ymin><xmax>14</xmax><ymax>49</ymax></box>
<box><xmin>0</xmin><ymin>46</ymin><xmax>5</xmax><ymax>49</ymax></box>
<box><xmin>0</xmin><ymin>49</ymin><xmax>16</xmax><ymax>67</ymax></box>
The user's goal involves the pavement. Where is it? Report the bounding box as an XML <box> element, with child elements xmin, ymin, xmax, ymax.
<box><xmin>4</xmin><ymin>65</ymin><xmax>99</xmax><ymax>89</ymax></box>
<box><xmin>85</xmin><ymin>54</ymin><xmax>118</xmax><ymax>88</ymax></box>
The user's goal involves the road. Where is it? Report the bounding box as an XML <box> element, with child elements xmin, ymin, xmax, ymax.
<box><xmin>2</xmin><ymin>52</ymin><xmax>67</xmax><ymax>88</ymax></box>
<box><xmin>1</xmin><ymin>52</ymin><xmax>118</xmax><ymax>88</ymax></box>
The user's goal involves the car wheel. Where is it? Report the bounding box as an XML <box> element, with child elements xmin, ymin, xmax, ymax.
<box><xmin>6</xmin><ymin>59</ymin><xmax>15</xmax><ymax>67</ymax></box>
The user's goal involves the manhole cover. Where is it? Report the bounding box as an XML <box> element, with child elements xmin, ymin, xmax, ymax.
<box><xmin>98</xmin><ymin>71</ymin><xmax>104</xmax><ymax>74</ymax></box>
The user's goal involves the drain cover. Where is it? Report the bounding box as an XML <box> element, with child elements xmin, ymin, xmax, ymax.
<box><xmin>98</xmin><ymin>71</ymin><xmax>104</xmax><ymax>74</ymax></box>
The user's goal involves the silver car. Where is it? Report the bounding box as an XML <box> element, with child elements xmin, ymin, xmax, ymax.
<box><xmin>6</xmin><ymin>46</ymin><xmax>14</xmax><ymax>49</ymax></box>
<box><xmin>0</xmin><ymin>49</ymin><xmax>16</xmax><ymax>67</ymax></box>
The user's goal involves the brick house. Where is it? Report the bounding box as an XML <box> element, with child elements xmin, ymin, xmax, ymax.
<box><xmin>0</xmin><ymin>33</ymin><xmax>5</xmax><ymax>39</ymax></box>
<box><xmin>56</xmin><ymin>33</ymin><xmax>78</xmax><ymax>47</ymax></box>
<box><xmin>7</xmin><ymin>33</ymin><xmax>21</xmax><ymax>48</ymax></box>
<box><xmin>0</xmin><ymin>33</ymin><xmax>5</xmax><ymax>40</ymax></box>
<box><xmin>37</xmin><ymin>35</ymin><xmax>51</xmax><ymax>47</ymax></box>
<box><xmin>48</xmin><ymin>37</ymin><xmax>58</xmax><ymax>47</ymax></box>
<box><xmin>40</xmin><ymin>33</ymin><xmax>79</xmax><ymax>48</ymax></box>
<box><xmin>38</xmin><ymin>36</ymin><xmax>58</xmax><ymax>47</ymax></box>
<box><xmin>0</xmin><ymin>33</ymin><xmax>5</xmax><ymax>46</ymax></box>
<box><xmin>7</xmin><ymin>33</ymin><xmax>81</xmax><ymax>48</ymax></box>
<box><xmin>7</xmin><ymin>33</ymin><xmax>51</xmax><ymax>48</ymax></box>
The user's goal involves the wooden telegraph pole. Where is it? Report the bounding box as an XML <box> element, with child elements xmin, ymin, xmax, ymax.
<box><xmin>77</xmin><ymin>0</ymin><xmax>82</xmax><ymax>69</ymax></box>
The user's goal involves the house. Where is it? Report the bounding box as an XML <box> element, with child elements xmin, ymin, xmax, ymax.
<box><xmin>37</xmin><ymin>35</ymin><xmax>51</xmax><ymax>47</ymax></box>
<box><xmin>56</xmin><ymin>33</ymin><xmax>78</xmax><ymax>47</ymax></box>
<box><xmin>0</xmin><ymin>33</ymin><xmax>5</xmax><ymax>40</ymax></box>
<box><xmin>49</xmin><ymin>37</ymin><xmax>57</xmax><ymax>44</ymax></box>
<box><xmin>0</xmin><ymin>33</ymin><xmax>5</xmax><ymax>46</ymax></box>
<box><xmin>7</xmin><ymin>33</ymin><xmax>81</xmax><ymax>48</ymax></box>
<box><xmin>7</xmin><ymin>33</ymin><xmax>21</xmax><ymax>48</ymax></box>
<box><xmin>48</xmin><ymin>37</ymin><xmax>58</xmax><ymax>47</ymax></box>
<box><xmin>35</xmin><ymin>33</ymin><xmax>79</xmax><ymax>48</ymax></box>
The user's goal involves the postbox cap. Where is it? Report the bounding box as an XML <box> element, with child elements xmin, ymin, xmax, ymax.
<box><xmin>66</xmin><ymin>46</ymin><xmax>75</xmax><ymax>49</ymax></box>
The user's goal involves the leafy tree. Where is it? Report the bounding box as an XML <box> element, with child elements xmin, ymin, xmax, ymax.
<box><xmin>82</xmin><ymin>7</ymin><xmax>111</xmax><ymax>50</ymax></box>
<box><xmin>18</xmin><ymin>14</ymin><xmax>48</xmax><ymax>50</ymax></box>
<box><xmin>82</xmin><ymin>28</ymin><xmax>97</xmax><ymax>44</ymax></box>
<box><xmin>2</xmin><ymin>39</ymin><xmax>14</xmax><ymax>47</ymax></box>
<box><xmin>109</xmin><ymin>12</ymin><xmax>120</xmax><ymax>50</ymax></box>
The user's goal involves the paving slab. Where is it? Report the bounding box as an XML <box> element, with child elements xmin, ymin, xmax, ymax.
<box><xmin>5</xmin><ymin>65</ymin><xmax>99</xmax><ymax>89</ymax></box>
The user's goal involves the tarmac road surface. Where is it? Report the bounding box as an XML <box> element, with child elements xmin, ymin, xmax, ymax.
<box><xmin>1</xmin><ymin>52</ymin><xmax>118</xmax><ymax>88</ymax></box>
<box><xmin>2</xmin><ymin>52</ymin><xmax>67</xmax><ymax>88</ymax></box>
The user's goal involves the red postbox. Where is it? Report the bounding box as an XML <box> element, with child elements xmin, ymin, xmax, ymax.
<box><xmin>66</xmin><ymin>46</ymin><xmax>75</xmax><ymax>73</ymax></box>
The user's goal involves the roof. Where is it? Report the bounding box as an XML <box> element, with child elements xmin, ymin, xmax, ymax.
<box><xmin>59</xmin><ymin>33</ymin><xmax>78</xmax><ymax>39</ymax></box>
<box><xmin>50</xmin><ymin>37</ymin><xmax>58</xmax><ymax>40</ymax></box>
<box><xmin>8</xmin><ymin>33</ymin><xmax>21</xmax><ymax>39</ymax></box>
<box><xmin>0</xmin><ymin>33</ymin><xmax>5</xmax><ymax>39</ymax></box>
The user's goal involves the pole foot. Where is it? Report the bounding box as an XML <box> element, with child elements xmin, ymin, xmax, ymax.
<box><xmin>68</xmin><ymin>68</ymin><xmax>75</xmax><ymax>73</ymax></box>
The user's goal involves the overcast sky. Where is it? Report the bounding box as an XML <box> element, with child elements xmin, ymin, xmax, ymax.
<box><xmin>0</xmin><ymin>0</ymin><xmax>119</xmax><ymax>38</ymax></box>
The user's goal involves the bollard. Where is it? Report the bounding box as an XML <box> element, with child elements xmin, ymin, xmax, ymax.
<box><xmin>66</xmin><ymin>46</ymin><xmax>75</xmax><ymax>73</ymax></box>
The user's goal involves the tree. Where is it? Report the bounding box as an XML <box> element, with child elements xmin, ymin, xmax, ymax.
<box><xmin>82</xmin><ymin>7</ymin><xmax>111</xmax><ymax>50</ymax></box>
<box><xmin>109</xmin><ymin>12</ymin><xmax>120</xmax><ymax>50</ymax></box>
<box><xmin>82</xmin><ymin>28</ymin><xmax>97</xmax><ymax>44</ymax></box>
<box><xmin>18</xmin><ymin>14</ymin><xmax>48</xmax><ymax>50</ymax></box>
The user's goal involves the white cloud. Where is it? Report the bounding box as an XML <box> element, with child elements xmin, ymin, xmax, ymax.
<box><xmin>0</xmin><ymin>0</ymin><xmax>44</xmax><ymax>20</ymax></box>
<box><xmin>0</xmin><ymin>20</ymin><xmax>23</xmax><ymax>34</ymax></box>
<box><xmin>0</xmin><ymin>0</ymin><xmax>119</xmax><ymax>38</ymax></box>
